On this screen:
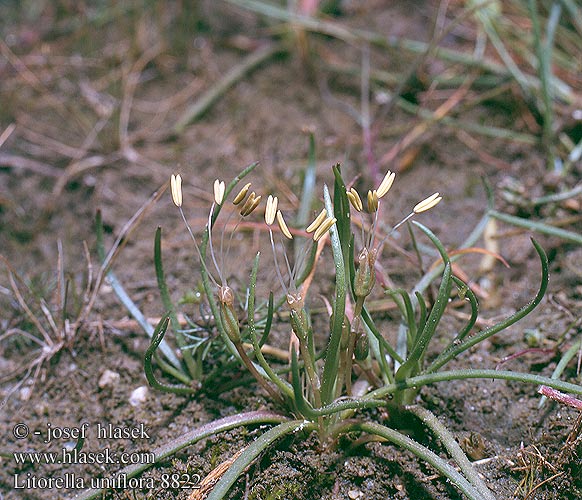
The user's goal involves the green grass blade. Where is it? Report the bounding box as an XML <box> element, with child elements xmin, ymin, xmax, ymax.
<box><xmin>407</xmin><ymin>405</ymin><xmax>496</xmax><ymax>500</ymax></box>
<box><xmin>74</xmin><ymin>411</ymin><xmax>288</xmax><ymax>500</ymax></box>
<box><xmin>451</xmin><ymin>276</ymin><xmax>479</xmax><ymax>342</ymax></box>
<box><xmin>415</xmin><ymin>291</ymin><xmax>428</xmax><ymax>334</ymax></box>
<box><xmin>155</xmin><ymin>227</ymin><xmax>197</xmax><ymax>378</ymax></box>
<box><xmin>321</xmin><ymin>184</ymin><xmax>347</xmax><ymax>405</ymax></box>
<box><xmin>205</xmin><ymin>420</ymin><xmax>312</xmax><ymax>500</ymax></box>
<box><xmin>332</xmin><ymin>163</ymin><xmax>353</xmax><ymax>287</ymax></box>
<box><xmin>144</xmin><ymin>315</ymin><xmax>195</xmax><ymax>394</ymax></box>
<box><xmin>248</xmin><ymin>253</ymin><xmax>293</xmax><ymax>398</ymax></box>
<box><xmin>369</xmin><ymin>369</ymin><xmax>582</xmax><ymax>401</ymax></box>
<box><xmin>259</xmin><ymin>291</ymin><xmax>274</xmax><ymax>346</ymax></box>
<box><xmin>355</xmin><ymin>421</ymin><xmax>489</xmax><ymax>500</ymax></box>
<box><xmin>539</xmin><ymin>338</ymin><xmax>582</xmax><ymax>408</ymax></box>
<box><xmin>396</xmin><ymin>262</ymin><xmax>452</xmax><ymax>382</ymax></box>
<box><xmin>426</xmin><ymin>239</ymin><xmax>548</xmax><ymax>373</ymax></box>
<box><xmin>95</xmin><ymin>211</ymin><xmax>181</xmax><ymax>369</ymax></box>
<box><xmin>489</xmin><ymin>210</ymin><xmax>582</xmax><ymax>244</ymax></box>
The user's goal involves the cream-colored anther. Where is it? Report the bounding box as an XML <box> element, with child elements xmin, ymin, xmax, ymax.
<box><xmin>233</xmin><ymin>182</ymin><xmax>251</xmax><ymax>205</ymax></box>
<box><xmin>413</xmin><ymin>192</ymin><xmax>442</xmax><ymax>213</ymax></box>
<box><xmin>265</xmin><ymin>195</ymin><xmax>278</xmax><ymax>225</ymax></box>
<box><xmin>306</xmin><ymin>208</ymin><xmax>327</xmax><ymax>233</ymax></box>
<box><xmin>377</xmin><ymin>171</ymin><xmax>395</xmax><ymax>198</ymax></box>
<box><xmin>346</xmin><ymin>188</ymin><xmax>363</xmax><ymax>212</ymax></box>
<box><xmin>313</xmin><ymin>216</ymin><xmax>336</xmax><ymax>242</ymax></box>
<box><xmin>213</xmin><ymin>179</ymin><xmax>225</xmax><ymax>205</ymax></box>
<box><xmin>367</xmin><ymin>190</ymin><xmax>378</xmax><ymax>213</ymax></box>
<box><xmin>276</xmin><ymin>210</ymin><xmax>293</xmax><ymax>239</ymax></box>
<box><xmin>170</xmin><ymin>174</ymin><xmax>182</xmax><ymax>207</ymax></box>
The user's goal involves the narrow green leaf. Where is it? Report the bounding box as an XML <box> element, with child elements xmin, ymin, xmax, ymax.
<box><xmin>155</xmin><ymin>227</ymin><xmax>197</xmax><ymax>378</ymax></box>
<box><xmin>144</xmin><ymin>315</ymin><xmax>195</xmax><ymax>395</ymax></box>
<box><xmin>321</xmin><ymin>184</ymin><xmax>346</xmax><ymax>404</ymax></box>
<box><xmin>426</xmin><ymin>239</ymin><xmax>548</xmax><ymax>373</ymax></box>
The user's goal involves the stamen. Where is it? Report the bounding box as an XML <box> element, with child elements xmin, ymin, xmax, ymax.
<box><xmin>232</xmin><ymin>182</ymin><xmax>251</xmax><ymax>205</ymax></box>
<box><xmin>208</xmin><ymin>204</ymin><xmax>225</xmax><ymax>286</ymax></box>
<box><xmin>269</xmin><ymin>228</ymin><xmax>288</xmax><ymax>295</ymax></box>
<box><xmin>291</xmin><ymin>238</ymin><xmax>313</xmax><ymax>288</ymax></box>
<box><xmin>213</xmin><ymin>179</ymin><xmax>225</xmax><ymax>205</ymax></box>
<box><xmin>367</xmin><ymin>190</ymin><xmax>379</xmax><ymax>213</ymax></box>
<box><xmin>346</xmin><ymin>188</ymin><xmax>363</xmax><ymax>212</ymax></box>
<box><xmin>170</xmin><ymin>176</ymin><xmax>218</xmax><ymax>288</ymax></box>
<box><xmin>265</xmin><ymin>195</ymin><xmax>278</xmax><ymax>225</ymax></box>
<box><xmin>276</xmin><ymin>210</ymin><xmax>293</xmax><ymax>239</ymax></box>
<box><xmin>376</xmin><ymin>193</ymin><xmax>443</xmax><ymax>251</ymax></box>
<box><xmin>313</xmin><ymin>216</ymin><xmax>336</xmax><ymax>242</ymax></box>
<box><xmin>413</xmin><ymin>192</ymin><xmax>442</xmax><ymax>213</ymax></box>
<box><xmin>282</xmin><ymin>241</ymin><xmax>293</xmax><ymax>285</ymax></box>
<box><xmin>240</xmin><ymin>192</ymin><xmax>262</xmax><ymax>216</ymax></box>
<box><xmin>376</xmin><ymin>171</ymin><xmax>395</xmax><ymax>199</ymax></box>
<box><xmin>369</xmin><ymin>205</ymin><xmax>379</xmax><ymax>248</ymax></box>
<box><xmin>170</xmin><ymin>174</ymin><xmax>182</xmax><ymax>207</ymax></box>
<box><xmin>306</xmin><ymin>208</ymin><xmax>327</xmax><ymax>233</ymax></box>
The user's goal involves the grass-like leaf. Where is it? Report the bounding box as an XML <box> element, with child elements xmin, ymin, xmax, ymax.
<box><xmin>426</xmin><ymin>239</ymin><xmax>548</xmax><ymax>373</ymax></box>
<box><xmin>143</xmin><ymin>315</ymin><xmax>195</xmax><ymax>395</ymax></box>
<box><xmin>154</xmin><ymin>227</ymin><xmax>198</xmax><ymax>379</ymax></box>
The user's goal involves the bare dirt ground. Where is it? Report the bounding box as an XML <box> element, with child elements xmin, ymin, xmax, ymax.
<box><xmin>1</xmin><ymin>2</ymin><xmax>581</xmax><ymax>499</ymax></box>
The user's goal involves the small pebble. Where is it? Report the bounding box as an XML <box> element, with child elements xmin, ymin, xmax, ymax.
<box><xmin>129</xmin><ymin>386</ymin><xmax>148</xmax><ymax>407</ymax></box>
<box><xmin>63</xmin><ymin>441</ymin><xmax>77</xmax><ymax>452</ymax></box>
<box><xmin>34</xmin><ymin>402</ymin><xmax>49</xmax><ymax>416</ymax></box>
<box><xmin>19</xmin><ymin>386</ymin><xmax>33</xmax><ymax>401</ymax></box>
<box><xmin>98</xmin><ymin>369</ymin><xmax>120</xmax><ymax>389</ymax></box>
<box><xmin>348</xmin><ymin>490</ymin><xmax>362</xmax><ymax>500</ymax></box>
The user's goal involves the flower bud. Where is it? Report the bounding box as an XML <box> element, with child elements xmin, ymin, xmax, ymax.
<box><xmin>287</xmin><ymin>292</ymin><xmax>308</xmax><ymax>341</ymax></box>
<box><xmin>217</xmin><ymin>286</ymin><xmax>240</xmax><ymax>342</ymax></box>
<box><xmin>354</xmin><ymin>330</ymin><xmax>369</xmax><ymax>360</ymax></box>
<box><xmin>354</xmin><ymin>247</ymin><xmax>377</xmax><ymax>299</ymax></box>
<box><xmin>330</xmin><ymin>314</ymin><xmax>350</xmax><ymax>351</ymax></box>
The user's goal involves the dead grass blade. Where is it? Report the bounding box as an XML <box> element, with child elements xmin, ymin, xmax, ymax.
<box><xmin>188</xmin><ymin>447</ymin><xmax>246</xmax><ymax>500</ymax></box>
<box><xmin>174</xmin><ymin>43</ymin><xmax>283</xmax><ymax>134</ymax></box>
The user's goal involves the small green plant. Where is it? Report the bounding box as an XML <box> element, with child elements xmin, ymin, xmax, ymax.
<box><xmin>80</xmin><ymin>159</ymin><xmax>582</xmax><ymax>500</ymax></box>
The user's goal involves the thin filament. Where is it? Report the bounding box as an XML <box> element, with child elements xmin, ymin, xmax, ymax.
<box><xmin>282</xmin><ymin>237</ymin><xmax>294</xmax><ymax>289</ymax></box>
<box><xmin>292</xmin><ymin>238</ymin><xmax>312</xmax><ymax>288</ymax></box>
<box><xmin>224</xmin><ymin>215</ymin><xmax>244</xmax><ymax>272</ymax></box>
<box><xmin>179</xmin><ymin>207</ymin><xmax>219</xmax><ymax>287</ymax></box>
<box><xmin>359</xmin><ymin>211</ymin><xmax>366</xmax><ymax>251</ymax></box>
<box><xmin>369</xmin><ymin>204</ymin><xmax>380</xmax><ymax>249</ymax></box>
<box><xmin>269</xmin><ymin>229</ymin><xmax>288</xmax><ymax>295</ymax></box>
<box><xmin>219</xmin><ymin>207</ymin><xmax>237</xmax><ymax>277</ymax></box>
<box><xmin>208</xmin><ymin>204</ymin><xmax>225</xmax><ymax>286</ymax></box>
<box><xmin>376</xmin><ymin>211</ymin><xmax>415</xmax><ymax>251</ymax></box>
